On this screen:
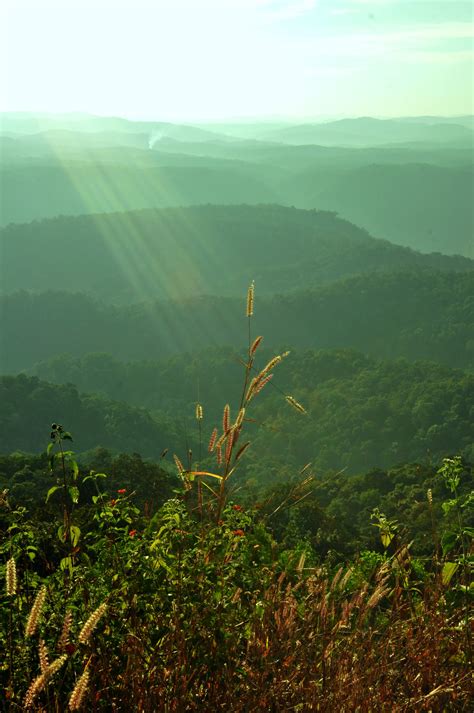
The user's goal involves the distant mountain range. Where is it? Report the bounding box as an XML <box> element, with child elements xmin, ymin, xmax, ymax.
<box><xmin>1</xmin><ymin>113</ymin><xmax>472</xmax><ymax>257</ymax></box>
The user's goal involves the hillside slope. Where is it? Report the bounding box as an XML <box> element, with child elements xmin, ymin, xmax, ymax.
<box><xmin>2</xmin><ymin>271</ymin><xmax>473</xmax><ymax>372</ymax></box>
<box><xmin>1</xmin><ymin>205</ymin><xmax>472</xmax><ymax>302</ymax></box>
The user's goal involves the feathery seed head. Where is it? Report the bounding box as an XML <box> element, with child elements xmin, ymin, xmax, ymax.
<box><xmin>69</xmin><ymin>668</ymin><xmax>90</xmax><ymax>710</ymax></box>
<box><xmin>262</xmin><ymin>355</ymin><xmax>282</xmax><ymax>375</ymax></box>
<box><xmin>23</xmin><ymin>654</ymin><xmax>67</xmax><ymax>709</ymax></box>
<box><xmin>223</xmin><ymin>404</ymin><xmax>230</xmax><ymax>434</ymax></box>
<box><xmin>285</xmin><ymin>395</ymin><xmax>307</xmax><ymax>415</ymax></box>
<box><xmin>250</xmin><ymin>335</ymin><xmax>263</xmax><ymax>355</ymax></box>
<box><xmin>58</xmin><ymin>610</ymin><xmax>73</xmax><ymax>652</ymax></box>
<box><xmin>225</xmin><ymin>428</ymin><xmax>235</xmax><ymax>465</ymax></box>
<box><xmin>253</xmin><ymin>373</ymin><xmax>273</xmax><ymax>396</ymax></box>
<box><xmin>25</xmin><ymin>585</ymin><xmax>47</xmax><ymax>637</ymax></box>
<box><xmin>208</xmin><ymin>427</ymin><xmax>218</xmax><ymax>453</ymax></box>
<box><xmin>195</xmin><ymin>403</ymin><xmax>203</xmax><ymax>421</ymax></box>
<box><xmin>6</xmin><ymin>557</ymin><xmax>16</xmax><ymax>596</ymax></box>
<box><xmin>246</xmin><ymin>281</ymin><xmax>255</xmax><ymax>317</ymax></box>
<box><xmin>173</xmin><ymin>454</ymin><xmax>185</xmax><ymax>476</ymax></box>
<box><xmin>245</xmin><ymin>376</ymin><xmax>258</xmax><ymax>403</ymax></box>
<box><xmin>39</xmin><ymin>639</ymin><xmax>49</xmax><ymax>673</ymax></box>
<box><xmin>235</xmin><ymin>408</ymin><xmax>246</xmax><ymax>429</ymax></box>
<box><xmin>78</xmin><ymin>602</ymin><xmax>107</xmax><ymax>645</ymax></box>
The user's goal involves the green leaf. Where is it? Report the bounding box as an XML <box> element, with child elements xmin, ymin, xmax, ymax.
<box><xmin>381</xmin><ymin>532</ymin><xmax>394</xmax><ymax>548</ymax></box>
<box><xmin>441</xmin><ymin>561</ymin><xmax>459</xmax><ymax>586</ymax></box>
<box><xmin>60</xmin><ymin>556</ymin><xmax>74</xmax><ymax>575</ymax></box>
<box><xmin>68</xmin><ymin>485</ymin><xmax>80</xmax><ymax>504</ymax></box>
<box><xmin>46</xmin><ymin>485</ymin><xmax>62</xmax><ymax>503</ymax></box>
<box><xmin>70</xmin><ymin>459</ymin><xmax>79</xmax><ymax>480</ymax></box>
<box><xmin>441</xmin><ymin>531</ymin><xmax>458</xmax><ymax>556</ymax></box>
<box><xmin>70</xmin><ymin>525</ymin><xmax>81</xmax><ymax>547</ymax></box>
<box><xmin>46</xmin><ymin>442</ymin><xmax>54</xmax><ymax>457</ymax></box>
<box><xmin>62</xmin><ymin>432</ymin><xmax>73</xmax><ymax>441</ymax></box>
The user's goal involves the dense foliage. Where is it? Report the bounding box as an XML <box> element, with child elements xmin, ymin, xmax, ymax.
<box><xmin>0</xmin><ymin>374</ymin><xmax>178</xmax><ymax>457</ymax></box>
<box><xmin>2</xmin><ymin>270</ymin><xmax>474</xmax><ymax>373</ymax></box>
<box><xmin>1</xmin><ymin>431</ymin><xmax>472</xmax><ymax>710</ymax></box>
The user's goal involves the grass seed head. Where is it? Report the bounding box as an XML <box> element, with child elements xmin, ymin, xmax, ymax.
<box><xmin>285</xmin><ymin>395</ymin><xmax>307</xmax><ymax>415</ymax></box>
<box><xmin>246</xmin><ymin>281</ymin><xmax>255</xmax><ymax>317</ymax></box>
<box><xmin>223</xmin><ymin>404</ymin><xmax>230</xmax><ymax>434</ymax></box>
<box><xmin>173</xmin><ymin>454</ymin><xmax>185</xmax><ymax>475</ymax></box>
<box><xmin>208</xmin><ymin>427</ymin><xmax>218</xmax><ymax>452</ymax></box>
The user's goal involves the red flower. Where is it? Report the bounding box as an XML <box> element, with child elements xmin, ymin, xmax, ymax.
<box><xmin>129</xmin><ymin>529</ymin><xmax>137</xmax><ymax>538</ymax></box>
<box><xmin>117</xmin><ymin>489</ymin><xmax>127</xmax><ymax>494</ymax></box>
<box><xmin>232</xmin><ymin>504</ymin><xmax>243</xmax><ymax>511</ymax></box>
<box><xmin>232</xmin><ymin>529</ymin><xmax>245</xmax><ymax>537</ymax></box>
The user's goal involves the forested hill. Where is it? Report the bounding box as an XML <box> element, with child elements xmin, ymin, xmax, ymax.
<box><xmin>2</xmin><ymin>271</ymin><xmax>473</xmax><ymax>372</ymax></box>
<box><xmin>0</xmin><ymin>374</ymin><xmax>178</xmax><ymax>456</ymax></box>
<box><xmin>1</xmin><ymin>205</ymin><xmax>472</xmax><ymax>302</ymax></box>
<box><xmin>2</xmin><ymin>350</ymin><xmax>474</xmax><ymax>475</ymax></box>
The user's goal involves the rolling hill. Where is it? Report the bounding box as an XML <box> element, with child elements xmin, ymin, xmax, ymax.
<box><xmin>2</xmin><ymin>270</ymin><xmax>473</xmax><ymax>373</ymax></box>
<box><xmin>1</xmin><ymin>205</ymin><xmax>472</xmax><ymax>302</ymax></box>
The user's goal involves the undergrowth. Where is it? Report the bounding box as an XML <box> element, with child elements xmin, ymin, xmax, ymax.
<box><xmin>1</xmin><ymin>284</ymin><xmax>472</xmax><ymax>711</ymax></box>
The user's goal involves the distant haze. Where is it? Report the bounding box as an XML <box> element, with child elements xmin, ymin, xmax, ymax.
<box><xmin>1</xmin><ymin>0</ymin><xmax>472</xmax><ymax>120</ymax></box>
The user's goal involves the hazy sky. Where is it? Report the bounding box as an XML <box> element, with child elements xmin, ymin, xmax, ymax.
<box><xmin>1</xmin><ymin>0</ymin><xmax>472</xmax><ymax>121</ymax></box>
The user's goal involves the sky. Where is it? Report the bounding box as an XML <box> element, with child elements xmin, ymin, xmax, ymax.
<box><xmin>0</xmin><ymin>0</ymin><xmax>472</xmax><ymax>121</ymax></box>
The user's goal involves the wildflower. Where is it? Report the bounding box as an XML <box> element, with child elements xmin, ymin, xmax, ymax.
<box><xmin>6</xmin><ymin>557</ymin><xmax>16</xmax><ymax>596</ymax></box>
<box><xmin>233</xmin><ymin>529</ymin><xmax>245</xmax><ymax>537</ymax></box>
<box><xmin>117</xmin><ymin>488</ymin><xmax>127</xmax><ymax>494</ymax></box>
<box><xmin>78</xmin><ymin>602</ymin><xmax>107</xmax><ymax>644</ymax></box>
<box><xmin>23</xmin><ymin>654</ymin><xmax>67</xmax><ymax>709</ymax></box>
<box><xmin>39</xmin><ymin>639</ymin><xmax>49</xmax><ymax>673</ymax></box>
<box><xmin>129</xmin><ymin>529</ymin><xmax>137</xmax><ymax>538</ymax></box>
<box><xmin>233</xmin><ymin>504</ymin><xmax>243</xmax><ymax>512</ymax></box>
<box><xmin>25</xmin><ymin>585</ymin><xmax>47</xmax><ymax>637</ymax></box>
<box><xmin>69</xmin><ymin>668</ymin><xmax>90</xmax><ymax>710</ymax></box>
<box><xmin>58</xmin><ymin>610</ymin><xmax>73</xmax><ymax>652</ymax></box>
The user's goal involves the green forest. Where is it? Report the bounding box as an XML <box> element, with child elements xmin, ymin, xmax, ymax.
<box><xmin>1</xmin><ymin>104</ymin><xmax>473</xmax><ymax>710</ymax></box>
